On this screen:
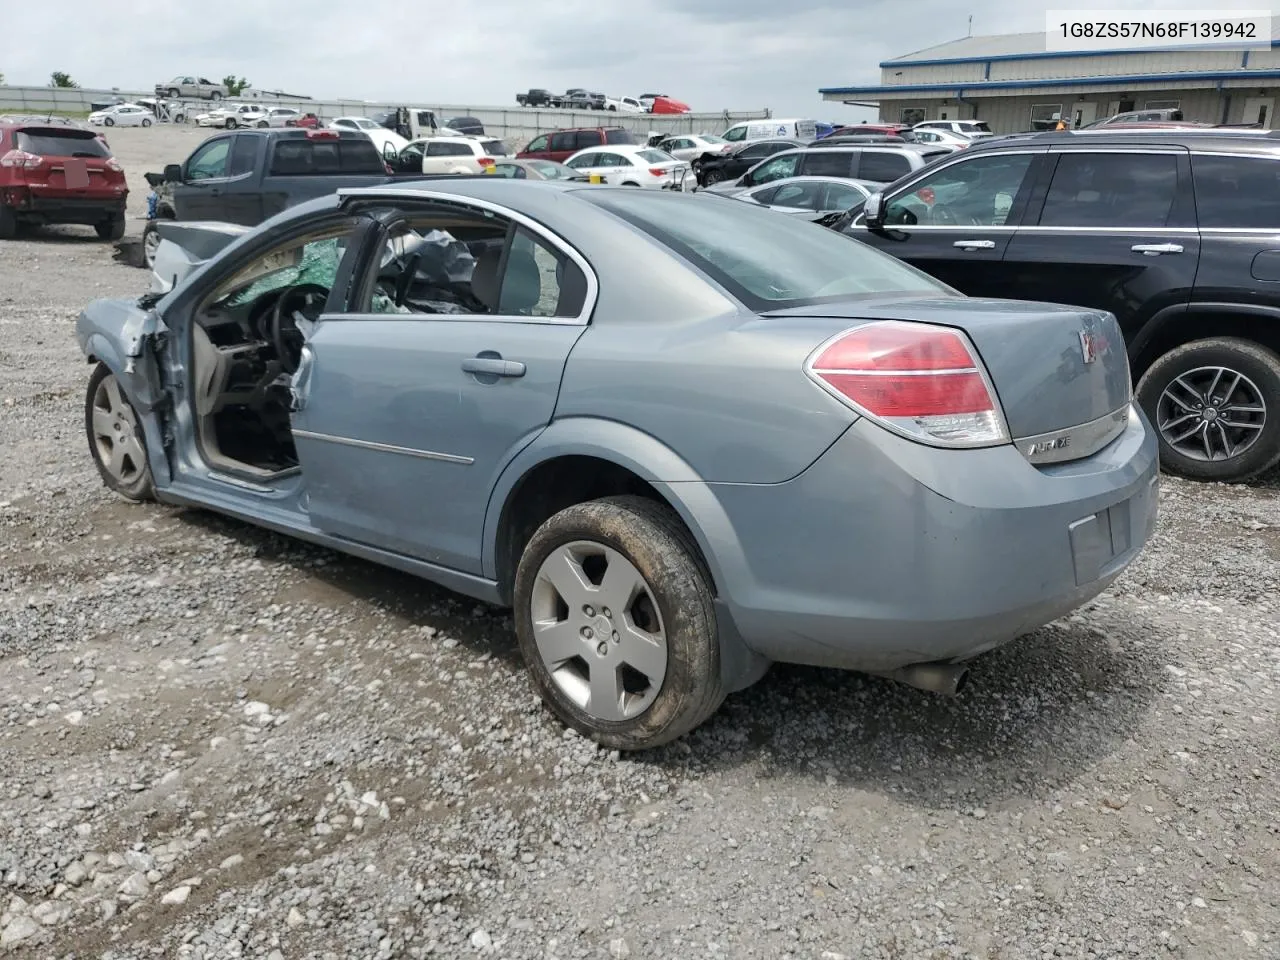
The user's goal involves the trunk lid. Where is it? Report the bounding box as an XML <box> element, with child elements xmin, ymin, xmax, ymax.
<box><xmin>765</xmin><ymin>295</ymin><xmax>1132</xmax><ymax>444</ymax></box>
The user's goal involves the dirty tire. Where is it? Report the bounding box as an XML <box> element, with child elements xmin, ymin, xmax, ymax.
<box><xmin>513</xmin><ymin>495</ymin><xmax>724</xmax><ymax>751</ymax></box>
<box><xmin>85</xmin><ymin>363</ymin><xmax>155</xmax><ymax>502</ymax></box>
<box><xmin>1136</xmin><ymin>337</ymin><xmax>1280</xmax><ymax>483</ymax></box>
<box><xmin>95</xmin><ymin>218</ymin><xmax>125</xmax><ymax>241</ymax></box>
<box><xmin>0</xmin><ymin>206</ymin><xmax>15</xmax><ymax>240</ymax></box>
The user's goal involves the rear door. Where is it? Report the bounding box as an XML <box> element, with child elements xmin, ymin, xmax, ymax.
<box><xmin>290</xmin><ymin>202</ymin><xmax>592</xmax><ymax>573</ymax></box>
<box><xmin>548</xmin><ymin>131</ymin><xmax>579</xmax><ymax>162</ymax></box>
<box><xmin>851</xmin><ymin>147</ymin><xmax>1046</xmax><ymax>296</ymax></box>
<box><xmin>220</xmin><ymin>134</ymin><xmax>264</xmax><ymax>225</ymax></box>
<box><xmin>1002</xmin><ymin>146</ymin><xmax>1200</xmax><ymax>346</ymax></box>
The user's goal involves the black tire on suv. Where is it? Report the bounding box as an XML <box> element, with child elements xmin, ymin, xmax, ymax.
<box><xmin>1136</xmin><ymin>337</ymin><xmax>1280</xmax><ymax>482</ymax></box>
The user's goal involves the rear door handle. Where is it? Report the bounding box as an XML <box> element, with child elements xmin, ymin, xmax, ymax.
<box><xmin>1131</xmin><ymin>243</ymin><xmax>1183</xmax><ymax>256</ymax></box>
<box><xmin>953</xmin><ymin>239</ymin><xmax>996</xmax><ymax>250</ymax></box>
<box><xmin>462</xmin><ymin>357</ymin><xmax>526</xmax><ymax>378</ymax></box>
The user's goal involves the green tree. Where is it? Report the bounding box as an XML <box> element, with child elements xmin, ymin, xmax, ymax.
<box><xmin>222</xmin><ymin>75</ymin><xmax>249</xmax><ymax>96</ymax></box>
<box><xmin>50</xmin><ymin>72</ymin><xmax>78</xmax><ymax>88</ymax></box>
<box><xmin>0</xmin><ymin>71</ymin><xmax>6</xmax><ymax>85</ymax></box>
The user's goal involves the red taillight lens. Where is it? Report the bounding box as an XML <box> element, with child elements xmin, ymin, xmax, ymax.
<box><xmin>649</xmin><ymin>167</ymin><xmax>668</xmax><ymax>177</ymax></box>
<box><xmin>477</xmin><ymin>156</ymin><xmax>495</xmax><ymax>166</ymax></box>
<box><xmin>806</xmin><ymin>320</ymin><xmax>1008</xmax><ymax>447</ymax></box>
<box><xmin>0</xmin><ymin>149</ymin><xmax>44</xmax><ymax>170</ymax></box>
<box><xmin>105</xmin><ymin>158</ymin><xmax>123</xmax><ymax>173</ymax></box>
<box><xmin>306</xmin><ymin>129</ymin><xmax>339</xmax><ymax>139</ymax></box>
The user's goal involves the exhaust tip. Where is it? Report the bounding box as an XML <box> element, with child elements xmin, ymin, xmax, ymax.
<box><xmin>884</xmin><ymin>661</ymin><xmax>970</xmax><ymax>696</ymax></box>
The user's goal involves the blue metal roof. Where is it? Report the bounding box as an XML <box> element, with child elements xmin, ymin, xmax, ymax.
<box><xmin>880</xmin><ymin>41</ymin><xmax>1280</xmax><ymax>68</ymax></box>
<box><xmin>821</xmin><ymin>69</ymin><xmax>1280</xmax><ymax>97</ymax></box>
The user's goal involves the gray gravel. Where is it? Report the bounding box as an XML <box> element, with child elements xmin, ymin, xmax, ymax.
<box><xmin>1</xmin><ymin>125</ymin><xmax>1279</xmax><ymax>959</ymax></box>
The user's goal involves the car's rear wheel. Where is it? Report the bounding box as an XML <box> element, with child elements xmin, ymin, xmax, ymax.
<box><xmin>1136</xmin><ymin>337</ymin><xmax>1280</xmax><ymax>482</ymax></box>
<box><xmin>513</xmin><ymin>495</ymin><xmax>724</xmax><ymax>751</ymax></box>
<box><xmin>142</xmin><ymin>220</ymin><xmax>164</xmax><ymax>267</ymax></box>
<box><xmin>210</xmin><ymin>91</ymin><xmax>222</xmax><ymax>101</ymax></box>
<box><xmin>0</xmin><ymin>206</ymin><xmax>15</xmax><ymax>240</ymax></box>
<box><xmin>142</xmin><ymin>118</ymin><xmax>152</xmax><ymax>127</ymax></box>
<box><xmin>95</xmin><ymin>218</ymin><xmax>125</xmax><ymax>241</ymax></box>
<box><xmin>85</xmin><ymin>364</ymin><xmax>154</xmax><ymax>501</ymax></box>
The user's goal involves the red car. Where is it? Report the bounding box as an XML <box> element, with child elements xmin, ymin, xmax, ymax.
<box><xmin>0</xmin><ymin>119</ymin><xmax>128</xmax><ymax>240</ymax></box>
<box><xmin>285</xmin><ymin>113</ymin><xmax>321</xmax><ymax>129</ymax></box>
<box><xmin>517</xmin><ymin>126</ymin><xmax>635</xmax><ymax>163</ymax></box>
<box><xmin>649</xmin><ymin>96</ymin><xmax>691</xmax><ymax>115</ymax></box>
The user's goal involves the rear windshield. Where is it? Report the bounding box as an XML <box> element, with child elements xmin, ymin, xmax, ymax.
<box><xmin>269</xmin><ymin>138</ymin><xmax>386</xmax><ymax>175</ymax></box>
<box><xmin>584</xmin><ymin>190</ymin><xmax>950</xmax><ymax>310</ymax></box>
<box><xmin>638</xmin><ymin>149</ymin><xmax>672</xmax><ymax>163</ymax></box>
<box><xmin>604</xmin><ymin>128</ymin><xmax>634</xmax><ymax>144</ymax></box>
<box><xmin>962</xmin><ymin>121</ymin><xmax>993</xmax><ymax>132</ymax></box>
<box><xmin>481</xmin><ymin>139</ymin><xmax>508</xmax><ymax>156</ymax></box>
<box><xmin>15</xmin><ymin>131</ymin><xmax>110</xmax><ymax>158</ymax></box>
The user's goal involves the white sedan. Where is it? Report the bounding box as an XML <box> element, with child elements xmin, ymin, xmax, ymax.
<box><xmin>87</xmin><ymin>104</ymin><xmax>153</xmax><ymax>127</ymax></box>
<box><xmin>563</xmin><ymin>145</ymin><xmax>687</xmax><ymax>188</ymax></box>
<box><xmin>328</xmin><ymin>117</ymin><xmax>409</xmax><ymax>157</ymax></box>
<box><xmin>196</xmin><ymin>104</ymin><xmax>269</xmax><ymax>128</ymax></box>
<box><xmin>907</xmin><ymin>128</ymin><xmax>976</xmax><ymax>149</ymax></box>
<box><xmin>656</xmin><ymin>133</ymin><xmax>731</xmax><ymax>162</ymax></box>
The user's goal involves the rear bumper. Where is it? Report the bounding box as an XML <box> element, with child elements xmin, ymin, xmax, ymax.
<box><xmin>4</xmin><ymin>191</ymin><xmax>127</xmax><ymax>224</ymax></box>
<box><xmin>684</xmin><ymin>404</ymin><xmax>1159</xmax><ymax>672</ymax></box>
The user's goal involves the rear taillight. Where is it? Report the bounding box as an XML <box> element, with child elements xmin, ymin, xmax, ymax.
<box><xmin>0</xmin><ymin>149</ymin><xmax>43</xmax><ymax>170</ymax></box>
<box><xmin>306</xmin><ymin>129</ymin><xmax>339</xmax><ymax>140</ymax></box>
<box><xmin>105</xmin><ymin>158</ymin><xmax>123</xmax><ymax>173</ymax></box>
<box><xmin>649</xmin><ymin>167</ymin><xmax>667</xmax><ymax>177</ymax></box>
<box><xmin>806</xmin><ymin>320</ymin><xmax>1008</xmax><ymax>447</ymax></box>
<box><xmin>477</xmin><ymin>156</ymin><xmax>495</xmax><ymax>166</ymax></box>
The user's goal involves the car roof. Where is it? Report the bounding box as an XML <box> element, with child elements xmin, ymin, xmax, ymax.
<box><xmin>966</xmin><ymin>129</ymin><xmax>1280</xmax><ymax>155</ymax></box>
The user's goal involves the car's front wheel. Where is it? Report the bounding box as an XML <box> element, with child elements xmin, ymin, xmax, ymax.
<box><xmin>85</xmin><ymin>363</ymin><xmax>154</xmax><ymax>501</ymax></box>
<box><xmin>142</xmin><ymin>118</ymin><xmax>152</xmax><ymax>127</ymax></box>
<box><xmin>167</xmin><ymin>88</ymin><xmax>180</xmax><ymax>99</ymax></box>
<box><xmin>702</xmin><ymin>168</ymin><xmax>726</xmax><ymax>185</ymax></box>
<box><xmin>1136</xmin><ymin>336</ymin><xmax>1280</xmax><ymax>482</ymax></box>
<box><xmin>225</xmin><ymin>118</ymin><xmax>237</xmax><ymax>129</ymax></box>
<box><xmin>513</xmin><ymin>495</ymin><xmax>724</xmax><ymax>751</ymax></box>
<box><xmin>103</xmin><ymin>117</ymin><xmax>114</xmax><ymax>127</ymax></box>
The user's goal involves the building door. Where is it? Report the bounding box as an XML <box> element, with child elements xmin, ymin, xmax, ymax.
<box><xmin>1072</xmin><ymin>102</ymin><xmax>1098</xmax><ymax>127</ymax></box>
<box><xmin>1243</xmin><ymin>96</ymin><xmax>1274</xmax><ymax>126</ymax></box>
<box><xmin>937</xmin><ymin>107</ymin><xmax>951</xmax><ymax>120</ymax></box>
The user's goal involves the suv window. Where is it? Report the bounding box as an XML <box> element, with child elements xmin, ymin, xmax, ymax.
<box><xmin>1039</xmin><ymin>152</ymin><xmax>1178</xmax><ymax>227</ymax></box>
<box><xmin>525</xmin><ymin>135</ymin><xmax>549</xmax><ymax>152</ymax></box>
<box><xmin>604</xmin><ymin>128</ymin><xmax>633</xmax><ymax>145</ymax></box>
<box><xmin>884</xmin><ymin>153</ymin><xmax>1035</xmax><ymax>227</ymax></box>
<box><xmin>574</xmin><ymin>130</ymin><xmax>602</xmax><ymax>150</ymax></box>
<box><xmin>744</xmin><ymin>153</ymin><xmax>801</xmax><ymax>185</ymax></box>
<box><xmin>800</xmin><ymin>151</ymin><xmax>855</xmax><ymax>177</ymax></box>
<box><xmin>187</xmin><ymin>138</ymin><xmax>231</xmax><ymax>180</ymax></box>
<box><xmin>228</xmin><ymin>135</ymin><xmax>258</xmax><ymax>177</ymax></box>
<box><xmin>1191</xmin><ymin>154</ymin><xmax>1280</xmax><ymax>229</ymax></box>
<box><xmin>550</xmin><ymin>132</ymin><xmax>577</xmax><ymax>152</ymax></box>
<box><xmin>13</xmin><ymin>130</ymin><xmax>109</xmax><ymax>158</ymax></box>
<box><xmin>268</xmin><ymin>137</ymin><xmax>384</xmax><ymax>175</ymax></box>
<box><xmin>858</xmin><ymin>151</ymin><xmax>914</xmax><ymax>182</ymax></box>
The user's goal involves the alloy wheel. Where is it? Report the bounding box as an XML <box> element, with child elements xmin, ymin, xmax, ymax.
<box><xmin>90</xmin><ymin>374</ymin><xmax>146</xmax><ymax>485</ymax></box>
<box><xmin>1156</xmin><ymin>365</ymin><xmax>1266</xmax><ymax>462</ymax></box>
<box><xmin>143</xmin><ymin>226</ymin><xmax>161</xmax><ymax>268</ymax></box>
<box><xmin>529</xmin><ymin>540</ymin><xmax>668</xmax><ymax>722</ymax></box>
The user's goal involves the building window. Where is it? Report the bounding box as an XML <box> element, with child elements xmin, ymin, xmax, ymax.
<box><xmin>1144</xmin><ymin>99</ymin><xmax>1180</xmax><ymax>110</ymax></box>
<box><xmin>900</xmin><ymin>107</ymin><xmax>926</xmax><ymax>126</ymax></box>
<box><xmin>1030</xmin><ymin>103</ymin><xmax>1064</xmax><ymax>130</ymax></box>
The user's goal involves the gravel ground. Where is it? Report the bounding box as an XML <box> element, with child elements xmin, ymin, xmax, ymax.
<box><xmin>1</xmin><ymin>126</ymin><xmax>1279</xmax><ymax>960</ymax></box>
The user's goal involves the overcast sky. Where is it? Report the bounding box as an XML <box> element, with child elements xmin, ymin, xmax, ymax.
<box><xmin>1</xmin><ymin>0</ymin><xmax>1271</xmax><ymax>120</ymax></box>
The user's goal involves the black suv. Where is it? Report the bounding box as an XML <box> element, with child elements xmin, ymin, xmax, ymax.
<box><xmin>839</xmin><ymin>129</ymin><xmax>1280</xmax><ymax>483</ymax></box>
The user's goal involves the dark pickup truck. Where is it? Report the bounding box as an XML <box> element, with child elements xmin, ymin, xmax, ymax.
<box><xmin>516</xmin><ymin>89</ymin><xmax>556</xmax><ymax>108</ymax></box>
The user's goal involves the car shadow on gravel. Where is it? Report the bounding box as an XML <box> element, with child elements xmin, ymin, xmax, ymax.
<box><xmin>177</xmin><ymin>509</ymin><xmax>1166</xmax><ymax>808</ymax></box>
<box><xmin>675</xmin><ymin>613</ymin><xmax>1169</xmax><ymax>809</ymax></box>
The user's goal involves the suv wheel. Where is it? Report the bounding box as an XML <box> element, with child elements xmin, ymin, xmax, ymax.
<box><xmin>513</xmin><ymin>495</ymin><xmax>725</xmax><ymax>751</ymax></box>
<box><xmin>1136</xmin><ymin>337</ymin><xmax>1280</xmax><ymax>482</ymax></box>
<box><xmin>210</xmin><ymin>91</ymin><xmax>222</xmax><ymax>101</ymax></box>
<box><xmin>95</xmin><ymin>218</ymin><xmax>125</xmax><ymax>242</ymax></box>
<box><xmin>167</xmin><ymin>87</ymin><xmax>180</xmax><ymax>99</ymax></box>
<box><xmin>85</xmin><ymin>363</ymin><xmax>155</xmax><ymax>501</ymax></box>
<box><xmin>0</xmin><ymin>206</ymin><xmax>16</xmax><ymax>240</ymax></box>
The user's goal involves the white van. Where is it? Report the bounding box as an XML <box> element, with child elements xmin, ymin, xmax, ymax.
<box><xmin>721</xmin><ymin>118</ymin><xmax>818</xmax><ymax>144</ymax></box>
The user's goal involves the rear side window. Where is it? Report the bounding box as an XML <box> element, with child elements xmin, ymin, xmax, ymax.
<box><xmin>14</xmin><ymin>131</ymin><xmax>109</xmax><ymax>158</ymax></box>
<box><xmin>604</xmin><ymin>128</ymin><xmax>633</xmax><ymax>145</ymax></box>
<box><xmin>801</xmin><ymin>151</ymin><xmax>855</xmax><ymax>177</ymax></box>
<box><xmin>1191</xmin><ymin>154</ymin><xmax>1280</xmax><ymax>229</ymax></box>
<box><xmin>858</xmin><ymin>152</ymin><xmax>913</xmax><ymax>182</ymax></box>
<box><xmin>228</xmin><ymin>136</ymin><xmax>258</xmax><ymax>177</ymax></box>
<box><xmin>481</xmin><ymin>139</ymin><xmax>508</xmax><ymax>156</ymax></box>
<box><xmin>269</xmin><ymin>138</ymin><xmax>385</xmax><ymax>175</ymax></box>
<box><xmin>1040</xmin><ymin>152</ymin><xmax>1178</xmax><ymax>227</ymax></box>
<box><xmin>574</xmin><ymin>131</ymin><xmax>601</xmax><ymax>150</ymax></box>
<box><xmin>549</xmin><ymin>132</ymin><xmax>577</xmax><ymax>152</ymax></box>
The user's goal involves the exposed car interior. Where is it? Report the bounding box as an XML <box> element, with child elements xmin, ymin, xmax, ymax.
<box><xmin>186</xmin><ymin>209</ymin><xmax>584</xmax><ymax>478</ymax></box>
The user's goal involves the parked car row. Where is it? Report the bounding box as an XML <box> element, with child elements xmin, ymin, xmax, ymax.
<box><xmin>515</xmin><ymin>89</ymin><xmax>691</xmax><ymax>114</ymax></box>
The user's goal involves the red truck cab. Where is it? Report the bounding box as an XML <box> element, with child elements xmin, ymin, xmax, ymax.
<box><xmin>0</xmin><ymin>120</ymin><xmax>128</xmax><ymax>240</ymax></box>
<box><xmin>649</xmin><ymin>96</ymin><xmax>691</xmax><ymax>115</ymax></box>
